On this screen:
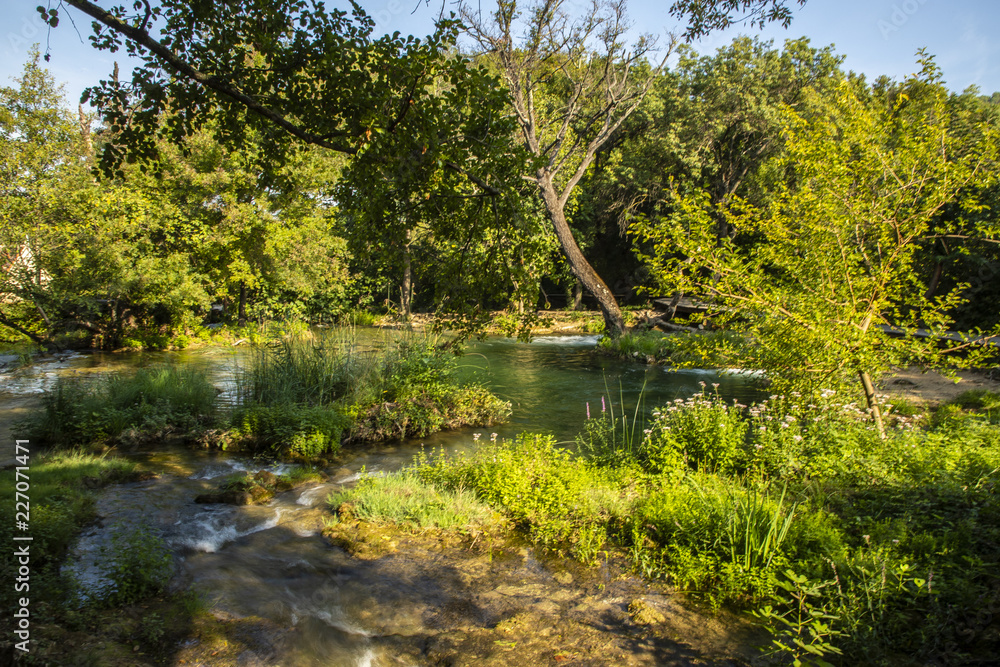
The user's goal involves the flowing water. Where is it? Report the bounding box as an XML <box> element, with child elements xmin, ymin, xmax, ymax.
<box><xmin>0</xmin><ymin>333</ymin><xmax>762</xmax><ymax>665</ymax></box>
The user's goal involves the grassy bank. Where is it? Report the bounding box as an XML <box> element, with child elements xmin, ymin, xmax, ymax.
<box><xmin>596</xmin><ymin>329</ymin><xmax>744</xmax><ymax>367</ymax></box>
<box><xmin>327</xmin><ymin>388</ymin><xmax>1000</xmax><ymax>665</ymax></box>
<box><xmin>29</xmin><ymin>365</ymin><xmax>220</xmax><ymax>449</ymax></box>
<box><xmin>0</xmin><ymin>451</ymin><xmax>196</xmax><ymax>662</ymax></box>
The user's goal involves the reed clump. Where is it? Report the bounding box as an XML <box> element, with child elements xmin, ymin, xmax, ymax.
<box><xmin>230</xmin><ymin>330</ymin><xmax>510</xmax><ymax>458</ymax></box>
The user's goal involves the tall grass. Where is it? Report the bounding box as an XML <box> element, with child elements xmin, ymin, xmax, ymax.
<box><xmin>30</xmin><ymin>365</ymin><xmax>219</xmax><ymax>447</ymax></box>
<box><xmin>231</xmin><ymin>329</ymin><xmax>511</xmax><ymax>453</ymax></box>
<box><xmin>235</xmin><ymin>329</ymin><xmax>456</xmax><ymax>408</ymax></box>
<box><xmin>575</xmin><ymin>379</ymin><xmax>648</xmax><ymax>465</ymax></box>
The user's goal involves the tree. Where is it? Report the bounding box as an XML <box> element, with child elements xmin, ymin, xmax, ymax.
<box><xmin>635</xmin><ymin>58</ymin><xmax>1000</xmax><ymax>436</ymax></box>
<box><xmin>459</xmin><ymin>0</ymin><xmax>810</xmax><ymax>336</ymax></box>
<box><xmin>130</xmin><ymin>126</ymin><xmax>353</xmax><ymax>325</ymax></box>
<box><xmin>41</xmin><ymin>0</ymin><xmax>806</xmax><ymax>335</ymax></box>
<box><xmin>569</xmin><ymin>37</ymin><xmax>843</xmax><ymax>309</ymax></box>
<box><xmin>459</xmin><ymin>0</ymin><xmax>673</xmax><ymax>337</ymax></box>
<box><xmin>1</xmin><ymin>47</ymin><xmax>90</xmax><ymax>342</ymax></box>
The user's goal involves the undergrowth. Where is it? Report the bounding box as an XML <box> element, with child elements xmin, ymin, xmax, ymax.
<box><xmin>228</xmin><ymin>330</ymin><xmax>511</xmax><ymax>458</ymax></box>
<box><xmin>336</xmin><ymin>387</ymin><xmax>1000</xmax><ymax>665</ymax></box>
<box><xmin>28</xmin><ymin>365</ymin><xmax>219</xmax><ymax>448</ymax></box>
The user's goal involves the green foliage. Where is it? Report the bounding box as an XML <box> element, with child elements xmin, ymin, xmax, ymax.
<box><xmin>635</xmin><ymin>55</ymin><xmax>1000</xmax><ymax>426</ymax></box>
<box><xmin>643</xmin><ymin>389</ymin><xmax>749</xmax><ymax>475</ymax></box>
<box><xmin>232</xmin><ymin>330</ymin><xmax>511</xmax><ymax>453</ymax></box>
<box><xmin>574</xmin><ymin>384</ymin><xmax>649</xmax><ymax>466</ymax></box>
<box><xmin>93</xmin><ymin>523</ymin><xmax>173</xmax><ymax>607</ymax></box>
<box><xmin>356</xmin><ymin>383</ymin><xmax>1000</xmax><ymax>663</ymax></box>
<box><xmin>0</xmin><ymin>451</ymin><xmax>137</xmax><ymax>614</ymax></box>
<box><xmin>29</xmin><ymin>365</ymin><xmax>219</xmax><ymax>447</ymax></box>
<box><xmin>630</xmin><ymin>474</ymin><xmax>798</xmax><ymax>607</ymax></box>
<box><xmin>597</xmin><ymin>330</ymin><xmax>744</xmax><ymax>367</ymax></box>
<box><xmin>327</xmin><ymin>469</ymin><xmax>498</xmax><ymax>529</ymax></box>
<box><xmin>232</xmin><ymin>403</ymin><xmax>346</xmax><ymax>458</ymax></box>
<box><xmin>950</xmin><ymin>389</ymin><xmax>1000</xmax><ymax>423</ymax></box>
<box><xmin>417</xmin><ymin>433</ymin><xmax>626</xmax><ymax>554</ymax></box>
<box><xmin>754</xmin><ymin>570</ymin><xmax>846</xmax><ymax>667</ymax></box>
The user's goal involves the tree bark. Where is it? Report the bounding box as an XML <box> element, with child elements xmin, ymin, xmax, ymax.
<box><xmin>539</xmin><ymin>178</ymin><xmax>625</xmax><ymax>337</ymax></box>
<box><xmin>572</xmin><ymin>279</ymin><xmax>583</xmax><ymax>311</ymax></box>
<box><xmin>858</xmin><ymin>370</ymin><xmax>886</xmax><ymax>440</ymax></box>
<box><xmin>401</xmin><ymin>231</ymin><xmax>412</xmax><ymax>321</ymax></box>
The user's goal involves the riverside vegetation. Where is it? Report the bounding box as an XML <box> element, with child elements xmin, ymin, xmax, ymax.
<box><xmin>0</xmin><ymin>329</ymin><xmax>510</xmax><ymax>662</ymax></box>
<box><xmin>327</xmin><ymin>386</ymin><xmax>1000</xmax><ymax>665</ymax></box>
<box><xmin>24</xmin><ymin>329</ymin><xmax>510</xmax><ymax>460</ymax></box>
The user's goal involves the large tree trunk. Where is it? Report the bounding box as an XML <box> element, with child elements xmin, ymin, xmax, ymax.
<box><xmin>538</xmin><ymin>179</ymin><xmax>625</xmax><ymax>337</ymax></box>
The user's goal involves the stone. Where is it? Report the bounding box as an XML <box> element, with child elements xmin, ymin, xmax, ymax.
<box><xmin>627</xmin><ymin>599</ymin><xmax>666</xmax><ymax>626</ymax></box>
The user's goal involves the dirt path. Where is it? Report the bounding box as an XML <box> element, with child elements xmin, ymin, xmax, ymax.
<box><xmin>880</xmin><ymin>367</ymin><xmax>1000</xmax><ymax>406</ymax></box>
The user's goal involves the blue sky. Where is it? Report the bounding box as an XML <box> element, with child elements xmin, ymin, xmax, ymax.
<box><xmin>2</xmin><ymin>0</ymin><xmax>998</xmax><ymax>105</ymax></box>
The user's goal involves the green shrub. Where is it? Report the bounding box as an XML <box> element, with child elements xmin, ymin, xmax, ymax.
<box><xmin>417</xmin><ymin>433</ymin><xmax>626</xmax><ymax>551</ymax></box>
<box><xmin>597</xmin><ymin>329</ymin><xmax>744</xmax><ymax>367</ymax></box>
<box><xmin>753</xmin><ymin>570</ymin><xmax>846</xmax><ymax>667</ymax></box>
<box><xmin>235</xmin><ymin>330</ymin><xmax>510</xmax><ymax>448</ymax></box>
<box><xmin>232</xmin><ymin>403</ymin><xmax>346</xmax><ymax>457</ymax></box>
<box><xmin>349</xmin><ymin>383</ymin><xmax>510</xmax><ymax>442</ymax></box>
<box><xmin>643</xmin><ymin>390</ymin><xmax>748</xmax><ymax>475</ymax></box>
<box><xmin>338</xmin><ymin>309</ymin><xmax>378</xmax><ymax>326</ymax></box>
<box><xmin>630</xmin><ymin>474</ymin><xmax>799</xmax><ymax>607</ymax></box>
<box><xmin>94</xmin><ymin>523</ymin><xmax>173</xmax><ymax>606</ymax></box>
<box><xmin>950</xmin><ymin>389</ymin><xmax>1000</xmax><ymax>423</ymax></box>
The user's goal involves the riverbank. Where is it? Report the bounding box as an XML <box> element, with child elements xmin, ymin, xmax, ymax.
<box><xmin>4</xmin><ymin>333</ymin><xmax>997</xmax><ymax>664</ymax></box>
<box><xmin>1</xmin><ymin>443</ymin><xmax>762</xmax><ymax>665</ymax></box>
<box><xmin>327</xmin><ymin>393</ymin><xmax>1000</xmax><ymax>665</ymax></box>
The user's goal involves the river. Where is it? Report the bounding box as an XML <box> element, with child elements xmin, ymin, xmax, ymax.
<box><xmin>0</xmin><ymin>332</ymin><xmax>761</xmax><ymax>665</ymax></box>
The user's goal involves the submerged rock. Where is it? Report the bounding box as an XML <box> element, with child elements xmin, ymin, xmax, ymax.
<box><xmin>195</xmin><ymin>489</ymin><xmax>253</xmax><ymax>505</ymax></box>
<box><xmin>628</xmin><ymin>598</ymin><xmax>667</xmax><ymax>626</ymax></box>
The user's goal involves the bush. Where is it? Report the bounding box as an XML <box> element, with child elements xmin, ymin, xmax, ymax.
<box><xmin>597</xmin><ymin>329</ymin><xmax>744</xmax><ymax>367</ymax></box>
<box><xmin>642</xmin><ymin>390</ymin><xmax>749</xmax><ymax>475</ymax></box>
<box><xmin>950</xmin><ymin>388</ymin><xmax>1000</xmax><ymax>423</ymax></box>
<box><xmin>93</xmin><ymin>523</ymin><xmax>173</xmax><ymax>606</ymax></box>
<box><xmin>233</xmin><ymin>330</ymin><xmax>511</xmax><ymax>449</ymax></box>
<box><xmin>232</xmin><ymin>403</ymin><xmax>347</xmax><ymax>457</ymax></box>
<box><xmin>417</xmin><ymin>433</ymin><xmax>626</xmax><ymax>555</ymax></box>
<box><xmin>630</xmin><ymin>474</ymin><xmax>799</xmax><ymax>607</ymax></box>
